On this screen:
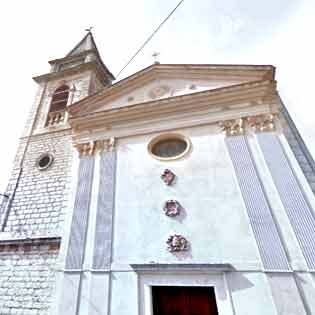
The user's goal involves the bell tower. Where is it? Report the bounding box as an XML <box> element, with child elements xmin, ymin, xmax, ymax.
<box><xmin>31</xmin><ymin>31</ymin><xmax>115</xmax><ymax>132</ymax></box>
<box><xmin>2</xmin><ymin>31</ymin><xmax>114</xmax><ymax>237</ymax></box>
<box><xmin>0</xmin><ymin>32</ymin><xmax>114</xmax><ymax>315</ymax></box>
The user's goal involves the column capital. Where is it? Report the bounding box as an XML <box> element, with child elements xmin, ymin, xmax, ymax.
<box><xmin>247</xmin><ymin>114</ymin><xmax>276</xmax><ymax>133</ymax></box>
<box><xmin>219</xmin><ymin>118</ymin><xmax>245</xmax><ymax>136</ymax></box>
<box><xmin>96</xmin><ymin>137</ymin><xmax>115</xmax><ymax>153</ymax></box>
<box><xmin>75</xmin><ymin>141</ymin><xmax>96</xmax><ymax>156</ymax></box>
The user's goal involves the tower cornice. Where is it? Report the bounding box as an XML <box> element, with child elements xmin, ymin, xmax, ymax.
<box><xmin>32</xmin><ymin>61</ymin><xmax>112</xmax><ymax>85</ymax></box>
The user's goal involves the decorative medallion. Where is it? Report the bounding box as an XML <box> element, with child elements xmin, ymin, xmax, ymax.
<box><xmin>127</xmin><ymin>96</ymin><xmax>134</xmax><ymax>102</ymax></box>
<box><xmin>161</xmin><ymin>169</ymin><xmax>176</xmax><ymax>185</ymax></box>
<box><xmin>148</xmin><ymin>85</ymin><xmax>170</xmax><ymax>99</ymax></box>
<box><xmin>166</xmin><ymin>234</ymin><xmax>189</xmax><ymax>252</ymax></box>
<box><xmin>163</xmin><ymin>200</ymin><xmax>182</xmax><ymax>217</ymax></box>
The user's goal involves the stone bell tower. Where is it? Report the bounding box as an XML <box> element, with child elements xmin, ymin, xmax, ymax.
<box><xmin>0</xmin><ymin>32</ymin><xmax>114</xmax><ymax>314</ymax></box>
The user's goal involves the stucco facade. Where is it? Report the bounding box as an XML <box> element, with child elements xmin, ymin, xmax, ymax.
<box><xmin>1</xmin><ymin>32</ymin><xmax>315</xmax><ymax>315</ymax></box>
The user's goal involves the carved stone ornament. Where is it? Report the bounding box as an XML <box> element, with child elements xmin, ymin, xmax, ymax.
<box><xmin>161</xmin><ymin>169</ymin><xmax>176</xmax><ymax>185</ymax></box>
<box><xmin>163</xmin><ymin>200</ymin><xmax>182</xmax><ymax>217</ymax></box>
<box><xmin>96</xmin><ymin>137</ymin><xmax>115</xmax><ymax>152</ymax></box>
<box><xmin>148</xmin><ymin>85</ymin><xmax>170</xmax><ymax>99</ymax></box>
<box><xmin>75</xmin><ymin>141</ymin><xmax>95</xmax><ymax>156</ymax></box>
<box><xmin>247</xmin><ymin>114</ymin><xmax>276</xmax><ymax>132</ymax></box>
<box><xmin>220</xmin><ymin>118</ymin><xmax>245</xmax><ymax>136</ymax></box>
<box><xmin>166</xmin><ymin>234</ymin><xmax>189</xmax><ymax>252</ymax></box>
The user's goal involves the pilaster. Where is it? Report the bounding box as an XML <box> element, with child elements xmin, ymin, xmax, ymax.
<box><xmin>220</xmin><ymin>116</ymin><xmax>290</xmax><ymax>271</ymax></box>
<box><xmin>54</xmin><ymin>138</ymin><xmax>116</xmax><ymax>315</ymax></box>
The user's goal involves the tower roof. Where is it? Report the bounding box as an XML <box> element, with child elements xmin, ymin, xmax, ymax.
<box><xmin>66</xmin><ymin>31</ymin><xmax>99</xmax><ymax>57</ymax></box>
<box><xmin>34</xmin><ymin>31</ymin><xmax>115</xmax><ymax>84</ymax></box>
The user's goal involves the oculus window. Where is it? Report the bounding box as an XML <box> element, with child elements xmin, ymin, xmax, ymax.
<box><xmin>36</xmin><ymin>153</ymin><xmax>54</xmax><ymax>171</ymax></box>
<box><xmin>148</xmin><ymin>134</ymin><xmax>190</xmax><ymax>161</ymax></box>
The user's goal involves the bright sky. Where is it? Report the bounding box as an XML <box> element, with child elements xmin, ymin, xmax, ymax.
<box><xmin>0</xmin><ymin>0</ymin><xmax>314</xmax><ymax>192</ymax></box>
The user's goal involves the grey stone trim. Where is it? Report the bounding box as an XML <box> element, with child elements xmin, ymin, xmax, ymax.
<box><xmin>65</xmin><ymin>156</ymin><xmax>95</xmax><ymax>270</ymax></box>
<box><xmin>266</xmin><ymin>273</ymin><xmax>307</xmax><ymax>314</ymax></box>
<box><xmin>92</xmin><ymin>150</ymin><xmax>116</xmax><ymax>270</ymax></box>
<box><xmin>258</xmin><ymin>132</ymin><xmax>315</xmax><ymax>270</ymax></box>
<box><xmin>130</xmin><ymin>263</ymin><xmax>234</xmax><ymax>272</ymax></box>
<box><xmin>280</xmin><ymin>101</ymin><xmax>315</xmax><ymax>195</ymax></box>
<box><xmin>57</xmin><ymin>273</ymin><xmax>81</xmax><ymax>315</ymax></box>
<box><xmin>0</xmin><ymin>236</ymin><xmax>60</xmax><ymax>246</ymax></box>
<box><xmin>226</xmin><ymin>135</ymin><xmax>290</xmax><ymax>271</ymax></box>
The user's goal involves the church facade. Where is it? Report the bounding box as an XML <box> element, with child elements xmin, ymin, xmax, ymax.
<box><xmin>1</xmin><ymin>32</ymin><xmax>315</xmax><ymax>315</ymax></box>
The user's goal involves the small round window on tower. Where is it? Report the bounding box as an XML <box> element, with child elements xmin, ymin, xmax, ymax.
<box><xmin>36</xmin><ymin>153</ymin><xmax>54</xmax><ymax>171</ymax></box>
<box><xmin>148</xmin><ymin>134</ymin><xmax>191</xmax><ymax>161</ymax></box>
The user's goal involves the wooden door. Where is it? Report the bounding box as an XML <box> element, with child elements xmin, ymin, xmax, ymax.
<box><xmin>152</xmin><ymin>286</ymin><xmax>218</xmax><ymax>315</ymax></box>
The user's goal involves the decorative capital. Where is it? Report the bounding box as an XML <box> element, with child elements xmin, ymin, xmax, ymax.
<box><xmin>219</xmin><ymin>118</ymin><xmax>245</xmax><ymax>136</ymax></box>
<box><xmin>166</xmin><ymin>234</ymin><xmax>189</xmax><ymax>252</ymax></box>
<box><xmin>96</xmin><ymin>137</ymin><xmax>116</xmax><ymax>152</ymax></box>
<box><xmin>247</xmin><ymin>114</ymin><xmax>276</xmax><ymax>132</ymax></box>
<box><xmin>75</xmin><ymin>141</ymin><xmax>95</xmax><ymax>156</ymax></box>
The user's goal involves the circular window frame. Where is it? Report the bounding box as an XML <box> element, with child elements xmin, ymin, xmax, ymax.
<box><xmin>148</xmin><ymin>133</ymin><xmax>191</xmax><ymax>161</ymax></box>
<box><xmin>36</xmin><ymin>153</ymin><xmax>54</xmax><ymax>171</ymax></box>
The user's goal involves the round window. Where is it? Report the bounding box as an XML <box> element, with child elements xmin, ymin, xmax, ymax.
<box><xmin>148</xmin><ymin>134</ymin><xmax>190</xmax><ymax>160</ymax></box>
<box><xmin>36</xmin><ymin>153</ymin><xmax>54</xmax><ymax>170</ymax></box>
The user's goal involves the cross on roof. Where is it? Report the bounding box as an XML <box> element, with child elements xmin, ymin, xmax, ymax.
<box><xmin>85</xmin><ymin>26</ymin><xmax>94</xmax><ymax>33</ymax></box>
<box><xmin>152</xmin><ymin>52</ymin><xmax>160</xmax><ymax>64</ymax></box>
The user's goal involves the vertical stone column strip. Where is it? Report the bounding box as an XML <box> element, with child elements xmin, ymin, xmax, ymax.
<box><xmin>92</xmin><ymin>138</ymin><xmax>116</xmax><ymax>270</ymax></box>
<box><xmin>65</xmin><ymin>141</ymin><xmax>95</xmax><ymax>270</ymax></box>
<box><xmin>256</xmin><ymin>128</ymin><xmax>315</xmax><ymax>270</ymax></box>
<box><xmin>221</xmin><ymin>118</ymin><xmax>290</xmax><ymax>271</ymax></box>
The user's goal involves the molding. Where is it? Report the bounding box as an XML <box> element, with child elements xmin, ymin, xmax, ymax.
<box><xmin>69</xmin><ymin>80</ymin><xmax>278</xmax><ymax>142</ymax></box>
<box><xmin>0</xmin><ymin>235</ymin><xmax>61</xmax><ymax>246</ymax></box>
<box><xmin>33</xmin><ymin>61</ymin><xmax>109</xmax><ymax>86</ymax></box>
<box><xmin>70</xmin><ymin>79</ymin><xmax>276</xmax><ymax>121</ymax></box>
<box><xmin>130</xmin><ymin>263</ymin><xmax>234</xmax><ymax>273</ymax></box>
<box><xmin>71</xmin><ymin>103</ymin><xmax>277</xmax><ymax>144</ymax></box>
<box><xmin>68</xmin><ymin>63</ymin><xmax>275</xmax><ymax>114</ymax></box>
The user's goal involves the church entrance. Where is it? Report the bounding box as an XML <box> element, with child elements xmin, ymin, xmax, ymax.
<box><xmin>152</xmin><ymin>286</ymin><xmax>218</xmax><ymax>315</ymax></box>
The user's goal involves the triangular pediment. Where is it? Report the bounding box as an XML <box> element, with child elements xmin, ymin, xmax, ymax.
<box><xmin>68</xmin><ymin>64</ymin><xmax>275</xmax><ymax>116</ymax></box>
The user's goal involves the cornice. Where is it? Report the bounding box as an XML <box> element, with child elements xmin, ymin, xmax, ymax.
<box><xmin>48</xmin><ymin>51</ymin><xmax>93</xmax><ymax>64</ymax></box>
<box><xmin>70</xmin><ymin>80</ymin><xmax>277</xmax><ymax>129</ymax></box>
<box><xmin>32</xmin><ymin>62</ymin><xmax>109</xmax><ymax>86</ymax></box>
<box><xmin>70</xmin><ymin>80</ymin><xmax>279</xmax><ymax>143</ymax></box>
<box><xmin>68</xmin><ymin>64</ymin><xmax>275</xmax><ymax>115</ymax></box>
<box><xmin>71</xmin><ymin>103</ymin><xmax>277</xmax><ymax>144</ymax></box>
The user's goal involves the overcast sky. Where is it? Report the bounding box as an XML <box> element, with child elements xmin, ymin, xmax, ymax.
<box><xmin>0</xmin><ymin>0</ymin><xmax>314</xmax><ymax>192</ymax></box>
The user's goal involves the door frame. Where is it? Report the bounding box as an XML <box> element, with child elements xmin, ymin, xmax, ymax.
<box><xmin>138</xmin><ymin>272</ymin><xmax>234</xmax><ymax>315</ymax></box>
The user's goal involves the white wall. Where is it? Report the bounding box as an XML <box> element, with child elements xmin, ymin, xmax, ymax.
<box><xmin>113</xmin><ymin>124</ymin><xmax>261</xmax><ymax>268</ymax></box>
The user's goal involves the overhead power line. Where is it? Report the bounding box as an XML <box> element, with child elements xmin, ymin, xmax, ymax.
<box><xmin>116</xmin><ymin>0</ymin><xmax>185</xmax><ymax>78</ymax></box>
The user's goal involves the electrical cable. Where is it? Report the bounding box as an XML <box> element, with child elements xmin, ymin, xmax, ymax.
<box><xmin>116</xmin><ymin>0</ymin><xmax>185</xmax><ymax>78</ymax></box>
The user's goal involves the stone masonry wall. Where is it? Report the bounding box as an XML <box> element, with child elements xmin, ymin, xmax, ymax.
<box><xmin>3</xmin><ymin>129</ymin><xmax>73</xmax><ymax>237</ymax></box>
<box><xmin>0</xmin><ymin>242</ymin><xmax>59</xmax><ymax>315</ymax></box>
